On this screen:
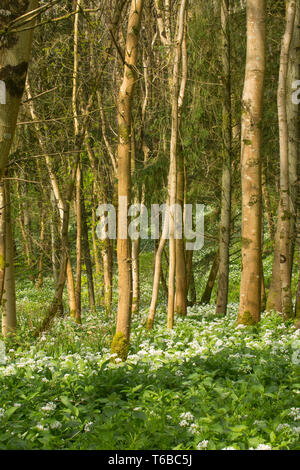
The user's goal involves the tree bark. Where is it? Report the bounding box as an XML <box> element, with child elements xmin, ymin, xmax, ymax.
<box><xmin>111</xmin><ymin>0</ymin><xmax>144</xmax><ymax>361</ymax></box>
<box><xmin>0</xmin><ymin>181</ymin><xmax>5</xmax><ymax>304</ymax></box>
<box><xmin>2</xmin><ymin>180</ymin><xmax>16</xmax><ymax>337</ymax></box>
<box><xmin>167</xmin><ymin>0</ymin><xmax>187</xmax><ymax>329</ymax></box>
<box><xmin>75</xmin><ymin>166</ymin><xmax>82</xmax><ymax>324</ymax></box>
<box><xmin>0</xmin><ymin>1</ymin><xmax>38</xmax><ymax>179</ymax></box>
<box><xmin>175</xmin><ymin>15</ymin><xmax>187</xmax><ymax>317</ymax></box>
<box><xmin>277</xmin><ymin>0</ymin><xmax>296</xmax><ymax>320</ymax></box>
<box><xmin>238</xmin><ymin>0</ymin><xmax>265</xmax><ymax>325</ymax></box>
<box><xmin>200</xmin><ymin>251</ymin><xmax>219</xmax><ymax>305</ymax></box>
<box><xmin>216</xmin><ymin>0</ymin><xmax>232</xmax><ymax>316</ymax></box>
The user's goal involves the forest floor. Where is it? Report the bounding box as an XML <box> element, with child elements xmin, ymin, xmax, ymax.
<box><xmin>0</xmin><ymin>250</ymin><xmax>299</xmax><ymax>450</ymax></box>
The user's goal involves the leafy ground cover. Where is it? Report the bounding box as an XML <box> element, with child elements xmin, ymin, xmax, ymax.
<box><xmin>0</xmin><ymin>284</ymin><xmax>299</xmax><ymax>450</ymax></box>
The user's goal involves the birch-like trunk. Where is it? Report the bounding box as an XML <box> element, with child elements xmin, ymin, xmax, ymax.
<box><xmin>111</xmin><ymin>0</ymin><xmax>144</xmax><ymax>361</ymax></box>
<box><xmin>167</xmin><ymin>0</ymin><xmax>187</xmax><ymax>329</ymax></box>
<box><xmin>277</xmin><ymin>0</ymin><xmax>296</xmax><ymax>320</ymax></box>
<box><xmin>238</xmin><ymin>0</ymin><xmax>265</xmax><ymax>325</ymax></box>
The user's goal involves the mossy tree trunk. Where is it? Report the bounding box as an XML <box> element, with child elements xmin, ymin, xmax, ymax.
<box><xmin>277</xmin><ymin>0</ymin><xmax>296</xmax><ymax>320</ymax></box>
<box><xmin>111</xmin><ymin>0</ymin><xmax>144</xmax><ymax>361</ymax></box>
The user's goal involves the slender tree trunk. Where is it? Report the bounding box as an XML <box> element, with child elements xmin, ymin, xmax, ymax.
<box><xmin>2</xmin><ymin>181</ymin><xmax>16</xmax><ymax>337</ymax></box>
<box><xmin>81</xmin><ymin>189</ymin><xmax>95</xmax><ymax>312</ymax></box>
<box><xmin>111</xmin><ymin>0</ymin><xmax>144</xmax><ymax>361</ymax></box>
<box><xmin>36</xmin><ymin>208</ymin><xmax>45</xmax><ymax>288</ymax></box>
<box><xmin>73</xmin><ymin>0</ymin><xmax>82</xmax><ymax>324</ymax></box>
<box><xmin>261</xmin><ymin>213</ymin><xmax>266</xmax><ymax>311</ymax></box>
<box><xmin>287</xmin><ymin>2</ymin><xmax>299</xmax><ymax>279</ymax></box>
<box><xmin>91</xmin><ymin>201</ymin><xmax>101</xmax><ymax>276</ymax></box>
<box><xmin>131</xmin><ymin>237</ymin><xmax>140</xmax><ymax>315</ymax></box>
<box><xmin>146</xmin><ymin>233</ymin><xmax>168</xmax><ymax>330</ymax></box>
<box><xmin>85</xmin><ymin>139</ymin><xmax>113</xmax><ymax>313</ymax></box>
<box><xmin>277</xmin><ymin>0</ymin><xmax>296</xmax><ymax>320</ymax></box>
<box><xmin>216</xmin><ymin>0</ymin><xmax>232</xmax><ymax>316</ymax></box>
<box><xmin>200</xmin><ymin>251</ymin><xmax>219</xmax><ymax>305</ymax></box>
<box><xmin>0</xmin><ymin>181</ymin><xmax>5</xmax><ymax>304</ymax></box>
<box><xmin>25</xmin><ymin>81</ymin><xmax>77</xmax><ymax>317</ymax></box>
<box><xmin>262</xmin><ymin>165</ymin><xmax>275</xmax><ymax>242</ymax></box>
<box><xmin>75</xmin><ymin>166</ymin><xmax>82</xmax><ymax>324</ymax></box>
<box><xmin>101</xmin><ymin>238</ymin><xmax>113</xmax><ymax>315</ymax></box>
<box><xmin>175</xmin><ymin>16</ymin><xmax>187</xmax><ymax>317</ymax></box>
<box><xmin>185</xmin><ymin>249</ymin><xmax>193</xmax><ymax>297</ymax></box>
<box><xmin>266</xmin><ymin>212</ymin><xmax>282</xmax><ymax>312</ymax></box>
<box><xmin>293</xmin><ymin>4</ymin><xmax>300</xmax><ymax>319</ymax></box>
<box><xmin>167</xmin><ymin>0</ymin><xmax>187</xmax><ymax>329</ymax></box>
<box><xmin>238</xmin><ymin>0</ymin><xmax>265</xmax><ymax>325</ymax></box>
<box><xmin>189</xmin><ymin>270</ymin><xmax>197</xmax><ymax>306</ymax></box>
<box><xmin>50</xmin><ymin>190</ymin><xmax>59</xmax><ymax>285</ymax></box>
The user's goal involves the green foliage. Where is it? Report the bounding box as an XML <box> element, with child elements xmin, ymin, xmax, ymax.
<box><xmin>0</xmin><ymin>272</ymin><xmax>299</xmax><ymax>450</ymax></box>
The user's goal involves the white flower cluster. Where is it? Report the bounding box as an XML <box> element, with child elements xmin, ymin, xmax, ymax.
<box><xmin>289</xmin><ymin>408</ymin><xmax>300</xmax><ymax>422</ymax></box>
<box><xmin>41</xmin><ymin>402</ymin><xmax>57</xmax><ymax>413</ymax></box>
<box><xmin>197</xmin><ymin>440</ymin><xmax>208</xmax><ymax>449</ymax></box>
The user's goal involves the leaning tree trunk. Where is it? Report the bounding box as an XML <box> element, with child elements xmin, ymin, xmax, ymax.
<box><xmin>238</xmin><ymin>0</ymin><xmax>265</xmax><ymax>325</ymax></box>
<box><xmin>25</xmin><ymin>80</ymin><xmax>77</xmax><ymax>318</ymax></box>
<box><xmin>200</xmin><ymin>251</ymin><xmax>219</xmax><ymax>305</ymax></box>
<box><xmin>216</xmin><ymin>0</ymin><xmax>232</xmax><ymax>316</ymax></box>
<box><xmin>277</xmin><ymin>0</ymin><xmax>296</xmax><ymax>320</ymax></box>
<box><xmin>146</xmin><ymin>225</ymin><xmax>168</xmax><ymax>330</ymax></box>
<box><xmin>111</xmin><ymin>0</ymin><xmax>144</xmax><ymax>362</ymax></box>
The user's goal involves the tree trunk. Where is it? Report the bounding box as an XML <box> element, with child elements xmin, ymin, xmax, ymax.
<box><xmin>200</xmin><ymin>251</ymin><xmax>219</xmax><ymax>305</ymax></box>
<box><xmin>146</xmin><ymin>234</ymin><xmax>167</xmax><ymax>330</ymax></box>
<box><xmin>262</xmin><ymin>165</ymin><xmax>275</xmax><ymax>242</ymax></box>
<box><xmin>0</xmin><ymin>1</ymin><xmax>38</xmax><ymax>179</ymax></box>
<box><xmin>2</xmin><ymin>180</ymin><xmax>16</xmax><ymax>337</ymax></box>
<box><xmin>167</xmin><ymin>0</ymin><xmax>187</xmax><ymax>329</ymax></box>
<box><xmin>216</xmin><ymin>0</ymin><xmax>232</xmax><ymax>316</ymax></box>
<box><xmin>91</xmin><ymin>198</ymin><xmax>101</xmax><ymax>277</ymax></box>
<box><xmin>0</xmin><ymin>181</ymin><xmax>5</xmax><ymax>304</ymax></box>
<box><xmin>75</xmin><ymin>166</ymin><xmax>82</xmax><ymax>324</ymax></box>
<box><xmin>287</xmin><ymin>2</ymin><xmax>299</xmax><ymax>279</ymax></box>
<box><xmin>36</xmin><ymin>207</ymin><xmax>45</xmax><ymax>288</ymax></box>
<box><xmin>81</xmin><ymin>189</ymin><xmax>95</xmax><ymax>313</ymax></box>
<box><xmin>277</xmin><ymin>0</ymin><xmax>296</xmax><ymax>320</ymax></box>
<box><xmin>25</xmin><ymin>80</ymin><xmax>77</xmax><ymax>318</ymax></box>
<box><xmin>50</xmin><ymin>190</ymin><xmax>59</xmax><ymax>285</ymax></box>
<box><xmin>175</xmin><ymin>16</ymin><xmax>187</xmax><ymax>317</ymax></box>
<box><xmin>111</xmin><ymin>0</ymin><xmax>144</xmax><ymax>361</ymax></box>
<box><xmin>266</xmin><ymin>212</ymin><xmax>282</xmax><ymax>312</ymax></box>
<box><xmin>238</xmin><ymin>0</ymin><xmax>265</xmax><ymax>325</ymax></box>
<box><xmin>131</xmin><ymin>237</ymin><xmax>140</xmax><ymax>315</ymax></box>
